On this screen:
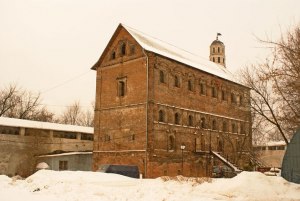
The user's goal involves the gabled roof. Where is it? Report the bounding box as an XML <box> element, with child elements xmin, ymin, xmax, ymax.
<box><xmin>92</xmin><ymin>23</ymin><xmax>243</xmax><ymax>86</ymax></box>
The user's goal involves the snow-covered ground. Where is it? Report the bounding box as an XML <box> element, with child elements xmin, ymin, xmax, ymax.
<box><xmin>1</xmin><ymin>170</ymin><xmax>299</xmax><ymax>201</ymax></box>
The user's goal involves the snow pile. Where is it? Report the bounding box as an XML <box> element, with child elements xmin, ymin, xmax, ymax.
<box><xmin>0</xmin><ymin>170</ymin><xmax>299</xmax><ymax>201</ymax></box>
<box><xmin>197</xmin><ymin>171</ymin><xmax>300</xmax><ymax>200</ymax></box>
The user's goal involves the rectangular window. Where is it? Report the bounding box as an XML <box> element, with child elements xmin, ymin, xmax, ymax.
<box><xmin>200</xmin><ymin>82</ymin><xmax>206</xmax><ymax>95</ymax></box>
<box><xmin>117</xmin><ymin>78</ymin><xmax>127</xmax><ymax>97</ymax></box>
<box><xmin>59</xmin><ymin>161</ymin><xmax>68</xmax><ymax>171</ymax></box>
<box><xmin>212</xmin><ymin>86</ymin><xmax>217</xmax><ymax>98</ymax></box>
<box><xmin>221</xmin><ymin>90</ymin><xmax>226</xmax><ymax>101</ymax></box>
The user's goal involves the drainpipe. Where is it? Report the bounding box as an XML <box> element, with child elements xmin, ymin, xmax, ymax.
<box><xmin>142</xmin><ymin>48</ymin><xmax>149</xmax><ymax>177</ymax></box>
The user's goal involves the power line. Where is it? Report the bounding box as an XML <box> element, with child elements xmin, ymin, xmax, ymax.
<box><xmin>41</xmin><ymin>70</ymin><xmax>92</xmax><ymax>94</ymax></box>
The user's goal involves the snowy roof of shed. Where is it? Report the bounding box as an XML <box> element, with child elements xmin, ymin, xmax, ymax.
<box><xmin>92</xmin><ymin>24</ymin><xmax>245</xmax><ymax>86</ymax></box>
<box><xmin>0</xmin><ymin>117</ymin><xmax>93</xmax><ymax>134</ymax></box>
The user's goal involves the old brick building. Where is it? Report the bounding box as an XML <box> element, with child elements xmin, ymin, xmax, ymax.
<box><xmin>92</xmin><ymin>24</ymin><xmax>252</xmax><ymax>178</ymax></box>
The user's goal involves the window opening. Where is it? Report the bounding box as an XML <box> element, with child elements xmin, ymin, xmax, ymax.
<box><xmin>158</xmin><ymin>110</ymin><xmax>165</xmax><ymax>122</ymax></box>
<box><xmin>159</xmin><ymin>70</ymin><xmax>165</xmax><ymax>83</ymax></box>
<box><xmin>188</xmin><ymin>115</ymin><xmax>193</xmax><ymax>126</ymax></box>
<box><xmin>118</xmin><ymin>80</ymin><xmax>126</xmax><ymax>97</ymax></box>
<box><xmin>121</xmin><ymin>43</ymin><xmax>126</xmax><ymax>55</ymax></box>
<box><xmin>174</xmin><ymin>75</ymin><xmax>180</xmax><ymax>87</ymax></box>
<box><xmin>175</xmin><ymin>113</ymin><xmax>180</xmax><ymax>125</ymax></box>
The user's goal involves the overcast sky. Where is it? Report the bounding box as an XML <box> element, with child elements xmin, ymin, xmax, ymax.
<box><xmin>0</xmin><ymin>0</ymin><xmax>299</xmax><ymax>114</ymax></box>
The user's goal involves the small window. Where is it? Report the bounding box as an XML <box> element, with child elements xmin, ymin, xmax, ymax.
<box><xmin>218</xmin><ymin>57</ymin><xmax>220</xmax><ymax>63</ymax></box>
<box><xmin>221</xmin><ymin>90</ymin><xmax>226</xmax><ymax>101</ymax></box>
<box><xmin>240</xmin><ymin>123</ymin><xmax>245</xmax><ymax>134</ymax></box>
<box><xmin>158</xmin><ymin>110</ymin><xmax>165</xmax><ymax>122</ymax></box>
<box><xmin>174</xmin><ymin>75</ymin><xmax>180</xmax><ymax>87</ymax></box>
<box><xmin>111</xmin><ymin>51</ymin><xmax>116</xmax><ymax>60</ymax></box>
<box><xmin>232</xmin><ymin>123</ymin><xmax>237</xmax><ymax>133</ymax></box>
<box><xmin>213</xmin><ymin>47</ymin><xmax>215</xmax><ymax>53</ymax></box>
<box><xmin>59</xmin><ymin>161</ymin><xmax>68</xmax><ymax>171</ymax></box>
<box><xmin>231</xmin><ymin>93</ymin><xmax>236</xmax><ymax>104</ymax></box>
<box><xmin>188</xmin><ymin>80</ymin><xmax>193</xmax><ymax>91</ymax></box>
<box><xmin>188</xmin><ymin>115</ymin><xmax>193</xmax><ymax>126</ymax></box>
<box><xmin>118</xmin><ymin>80</ymin><xmax>126</xmax><ymax>97</ymax></box>
<box><xmin>168</xmin><ymin>135</ymin><xmax>175</xmax><ymax>150</ymax></box>
<box><xmin>218</xmin><ymin>47</ymin><xmax>220</xmax><ymax>53</ymax></box>
<box><xmin>212</xmin><ymin>86</ymin><xmax>217</xmax><ymax>98</ymax></box>
<box><xmin>121</xmin><ymin>43</ymin><xmax>126</xmax><ymax>55</ymax></box>
<box><xmin>201</xmin><ymin>135</ymin><xmax>205</xmax><ymax>150</ymax></box>
<box><xmin>104</xmin><ymin>134</ymin><xmax>111</xmax><ymax>142</ymax></box>
<box><xmin>129</xmin><ymin>134</ymin><xmax>135</xmax><ymax>141</ymax></box>
<box><xmin>201</xmin><ymin>117</ymin><xmax>206</xmax><ymax>129</ymax></box>
<box><xmin>239</xmin><ymin>95</ymin><xmax>243</xmax><ymax>106</ymax></box>
<box><xmin>159</xmin><ymin>70</ymin><xmax>165</xmax><ymax>83</ymax></box>
<box><xmin>218</xmin><ymin>140</ymin><xmax>223</xmax><ymax>152</ymax></box>
<box><xmin>130</xmin><ymin>45</ymin><xmax>135</xmax><ymax>55</ymax></box>
<box><xmin>223</xmin><ymin>121</ymin><xmax>228</xmax><ymax>132</ymax></box>
<box><xmin>200</xmin><ymin>82</ymin><xmax>206</xmax><ymax>95</ymax></box>
<box><xmin>212</xmin><ymin>119</ymin><xmax>217</xmax><ymax>130</ymax></box>
<box><xmin>175</xmin><ymin>113</ymin><xmax>180</xmax><ymax>125</ymax></box>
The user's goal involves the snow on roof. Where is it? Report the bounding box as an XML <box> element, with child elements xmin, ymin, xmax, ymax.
<box><xmin>0</xmin><ymin>117</ymin><xmax>93</xmax><ymax>134</ymax></box>
<box><xmin>254</xmin><ymin>140</ymin><xmax>287</xmax><ymax>147</ymax></box>
<box><xmin>122</xmin><ymin>24</ymin><xmax>244</xmax><ymax>86</ymax></box>
<box><xmin>266</xmin><ymin>140</ymin><xmax>287</xmax><ymax>146</ymax></box>
<box><xmin>37</xmin><ymin>152</ymin><xmax>92</xmax><ymax>158</ymax></box>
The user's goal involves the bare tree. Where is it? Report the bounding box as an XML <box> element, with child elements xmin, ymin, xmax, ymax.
<box><xmin>0</xmin><ymin>84</ymin><xmax>18</xmax><ymax>116</ymax></box>
<box><xmin>0</xmin><ymin>83</ymin><xmax>54</xmax><ymax>121</ymax></box>
<box><xmin>240</xmin><ymin>24</ymin><xmax>300</xmax><ymax>144</ymax></box>
<box><xmin>59</xmin><ymin>100</ymin><xmax>94</xmax><ymax>126</ymax></box>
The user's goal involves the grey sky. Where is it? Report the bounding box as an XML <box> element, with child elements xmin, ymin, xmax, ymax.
<box><xmin>0</xmin><ymin>0</ymin><xmax>299</xmax><ymax>114</ymax></box>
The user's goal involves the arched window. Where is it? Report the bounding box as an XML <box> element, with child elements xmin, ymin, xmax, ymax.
<box><xmin>218</xmin><ymin>47</ymin><xmax>220</xmax><ymax>53</ymax></box>
<box><xmin>223</xmin><ymin>121</ymin><xmax>228</xmax><ymax>132</ymax></box>
<box><xmin>121</xmin><ymin>43</ymin><xmax>126</xmax><ymax>55</ymax></box>
<box><xmin>212</xmin><ymin>119</ymin><xmax>217</xmax><ymax>130</ymax></box>
<box><xmin>168</xmin><ymin>135</ymin><xmax>175</xmax><ymax>150</ymax></box>
<box><xmin>174</xmin><ymin>75</ymin><xmax>180</xmax><ymax>87</ymax></box>
<box><xmin>201</xmin><ymin>117</ymin><xmax>206</xmax><ymax>129</ymax></box>
<box><xmin>188</xmin><ymin>115</ymin><xmax>193</xmax><ymax>126</ymax></box>
<box><xmin>213</xmin><ymin>47</ymin><xmax>215</xmax><ymax>53</ymax></box>
<box><xmin>218</xmin><ymin>57</ymin><xmax>220</xmax><ymax>63</ymax></box>
<box><xmin>159</xmin><ymin>70</ymin><xmax>165</xmax><ymax>83</ymax></box>
<box><xmin>158</xmin><ymin>110</ymin><xmax>165</xmax><ymax>122</ymax></box>
<box><xmin>188</xmin><ymin>79</ymin><xmax>193</xmax><ymax>91</ymax></box>
<box><xmin>175</xmin><ymin>112</ymin><xmax>180</xmax><ymax>125</ymax></box>
<box><xmin>213</xmin><ymin>57</ymin><xmax>215</xmax><ymax>62</ymax></box>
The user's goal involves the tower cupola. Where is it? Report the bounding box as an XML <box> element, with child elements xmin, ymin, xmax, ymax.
<box><xmin>210</xmin><ymin>33</ymin><xmax>226</xmax><ymax>67</ymax></box>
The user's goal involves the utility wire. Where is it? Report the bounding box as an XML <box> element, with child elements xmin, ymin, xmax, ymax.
<box><xmin>41</xmin><ymin>70</ymin><xmax>92</xmax><ymax>94</ymax></box>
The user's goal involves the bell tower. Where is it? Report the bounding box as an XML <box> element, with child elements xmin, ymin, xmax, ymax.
<box><xmin>210</xmin><ymin>33</ymin><xmax>226</xmax><ymax>67</ymax></box>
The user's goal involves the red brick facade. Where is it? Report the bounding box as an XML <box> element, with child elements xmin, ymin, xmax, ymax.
<box><xmin>92</xmin><ymin>24</ymin><xmax>252</xmax><ymax>178</ymax></box>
